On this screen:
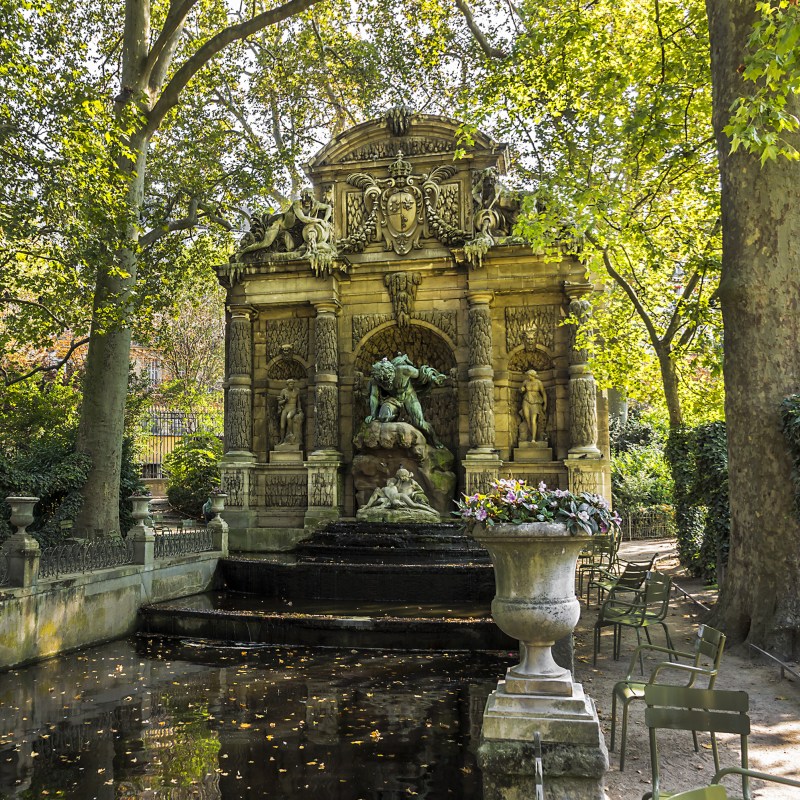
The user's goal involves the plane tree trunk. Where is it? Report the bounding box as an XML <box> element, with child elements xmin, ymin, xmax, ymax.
<box><xmin>706</xmin><ymin>0</ymin><xmax>800</xmax><ymax>657</ymax></box>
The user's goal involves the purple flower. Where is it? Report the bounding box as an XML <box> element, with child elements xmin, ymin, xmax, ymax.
<box><xmin>475</xmin><ymin>508</ymin><xmax>488</xmax><ymax>521</ymax></box>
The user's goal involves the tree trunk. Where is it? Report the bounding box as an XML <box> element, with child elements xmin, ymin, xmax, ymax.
<box><xmin>655</xmin><ymin>346</ymin><xmax>683</xmax><ymax>430</ymax></box>
<box><xmin>74</xmin><ymin>141</ymin><xmax>148</xmax><ymax>538</ymax></box>
<box><xmin>706</xmin><ymin>0</ymin><xmax>800</xmax><ymax>657</ymax></box>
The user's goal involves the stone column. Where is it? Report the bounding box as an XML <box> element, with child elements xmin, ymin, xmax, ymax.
<box><xmin>564</xmin><ymin>285</ymin><xmax>608</xmax><ymax>500</ymax></box>
<box><xmin>305</xmin><ymin>302</ymin><xmax>342</xmax><ymax>529</ymax></box>
<box><xmin>221</xmin><ymin>306</ymin><xmax>257</xmax><ymax>541</ymax></box>
<box><xmin>224</xmin><ymin>306</ymin><xmax>256</xmax><ymax>459</ymax></box>
<box><xmin>463</xmin><ymin>291</ymin><xmax>502</xmax><ymax>494</ymax></box>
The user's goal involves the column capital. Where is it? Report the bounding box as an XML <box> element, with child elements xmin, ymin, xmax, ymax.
<box><xmin>563</xmin><ymin>281</ymin><xmax>592</xmax><ymax>302</ymax></box>
<box><xmin>313</xmin><ymin>301</ymin><xmax>340</xmax><ymax>316</ymax></box>
<box><xmin>467</xmin><ymin>290</ymin><xmax>494</xmax><ymax>306</ymax></box>
<box><xmin>227</xmin><ymin>304</ymin><xmax>257</xmax><ymax>319</ymax></box>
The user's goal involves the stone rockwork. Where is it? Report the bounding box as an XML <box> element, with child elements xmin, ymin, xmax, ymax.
<box><xmin>352</xmin><ymin>421</ymin><xmax>455</xmax><ymax>516</ymax></box>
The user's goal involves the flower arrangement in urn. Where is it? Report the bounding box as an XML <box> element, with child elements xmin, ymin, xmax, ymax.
<box><xmin>455</xmin><ymin>478</ymin><xmax>620</xmax><ymax>535</ymax></box>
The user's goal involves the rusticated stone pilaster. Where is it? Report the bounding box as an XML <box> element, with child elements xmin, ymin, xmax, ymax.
<box><xmin>469</xmin><ymin>379</ymin><xmax>495</xmax><ymax>449</ymax></box>
<box><xmin>225</xmin><ymin>386</ymin><xmax>252</xmax><ymax>452</ymax></box>
<box><xmin>314</xmin><ymin>383</ymin><xmax>339</xmax><ymax>450</ymax></box>
<box><xmin>312</xmin><ymin>303</ymin><xmax>341</xmax><ymax>453</ymax></box>
<box><xmin>467</xmin><ymin>292</ymin><xmax>496</xmax><ymax>453</ymax></box>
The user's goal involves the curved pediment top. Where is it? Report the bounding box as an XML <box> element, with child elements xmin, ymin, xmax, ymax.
<box><xmin>306</xmin><ymin>112</ymin><xmax>506</xmax><ymax>175</ymax></box>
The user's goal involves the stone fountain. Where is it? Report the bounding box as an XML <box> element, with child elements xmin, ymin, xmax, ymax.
<box><xmin>140</xmin><ymin>109</ymin><xmax>612</xmax><ymax>798</ymax></box>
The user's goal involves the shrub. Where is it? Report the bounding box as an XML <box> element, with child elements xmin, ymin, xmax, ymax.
<box><xmin>163</xmin><ymin>434</ymin><xmax>222</xmax><ymax>518</ymax></box>
<box><xmin>612</xmin><ymin>446</ymin><xmax>674</xmax><ymax>512</ymax></box>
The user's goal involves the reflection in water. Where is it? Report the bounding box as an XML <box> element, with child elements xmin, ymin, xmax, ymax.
<box><xmin>0</xmin><ymin>638</ymin><xmax>509</xmax><ymax>799</ymax></box>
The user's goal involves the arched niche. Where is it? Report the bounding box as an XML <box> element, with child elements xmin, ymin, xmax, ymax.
<box><xmin>507</xmin><ymin>347</ymin><xmax>557</xmax><ymax>448</ymax></box>
<box><xmin>353</xmin><ymin>322</ymin><xmax>458</xmax><ymax>450</ymax></box>
<box><xmin>264</xmin><ymin>357</ymin><xmax>310</xmax><ymax>452</ymax></box>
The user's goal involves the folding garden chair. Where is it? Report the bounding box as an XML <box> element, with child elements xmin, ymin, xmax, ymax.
<box><xmin>663</xmin><ymin>767</ymin><xmax>800</xmax><ymax>799</ymax></box>
<box><xmin>604</xmin><ymin>570</ymin><xmax>674</xmax><ymax>663</ymax></box>
<box><xmin>586</xmin><ymin>554</ymin><xmax>655</xmax><ymax>607</ymax></box>
<box><xmin>642</xmin><ymin>685</ymin><xmax>751</xmax><ymax>800</ymax></box>
<box><xmin>611</xmin><ymin>624</ymin><xmax>727</xmax><ymax>770</ymax></box>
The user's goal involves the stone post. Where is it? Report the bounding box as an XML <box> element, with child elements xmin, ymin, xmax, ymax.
<box><xmin>207</xmin><ymin>494</ymin><xmax>229</xmax><ymax>556</ymax></box>
<box><xmin>5</xmin><ymin>496</ymin><xmax>41</xmax><ymax>588</ymax></box>
<box><xmin>305</xmin><ymin>302</ymin><xmax>342</xmax><ymax>528</ymax></box>
<box><xmin>221</xmin><ymin>306</ymin><xmax>257</xmax><ymax>540</ymax></box>
<box><xmin>463</xmin><ymin>291</ymin><xmax>502</xmax><ymax>494</ymax></box>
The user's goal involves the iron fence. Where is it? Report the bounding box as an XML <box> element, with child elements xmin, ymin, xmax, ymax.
<box><xmin>621</xmin><ymin>506</ymin><xmax>677</xmax><ymax>540</ymax></box>
<box><xmin>153</xmin><ymin>525</ymin><xmax>213</xmax><ymax>559</ymax></box>
<box><xmin>39</xmin><ymin>537</ymin><xmax>134</xmax><ymax>579</ymax></box>
<box><xmin>139</xmin><ymin>405</ymin><xmax>223</xmax><ymax>479</ymax></box>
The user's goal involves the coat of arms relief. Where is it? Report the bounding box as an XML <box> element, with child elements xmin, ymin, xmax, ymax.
<box><xmin>338</xmin><ymin>151</ymin><xmax>467</xmax><ymax>256</ymax></box>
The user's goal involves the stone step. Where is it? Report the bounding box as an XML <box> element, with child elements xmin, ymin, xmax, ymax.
<box><xmin>139</xmin><ymin>592</ymin><xmax>516</xmax><ymax>651</ymax></box>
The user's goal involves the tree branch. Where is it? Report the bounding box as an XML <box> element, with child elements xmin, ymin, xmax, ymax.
<box><xmin>454</xmin><ymin>0</ymin><xmax>507</xmax><ymax>60</ymax></box>
<box><xmin>140</xmin><ymin>198</ymin><xmax>233</xmax><ymax>247</ymax></box>
<box><xmin>585</xmin><ymin>234</ymin><xmax>663</xmax><ymax>350</ymax></box>
<box><xmin>144</xmin><ymin>0</ymin><xmax>323</xmax><ymax>137</ymax></box>
<box><xmin>142</xmin><ymin>0</ymin><xmax>198</xmax><ymax>92</ymax></box>
<box><xmin>2</xmin><ymin>337</ymin><xmax>90</xmax><ymax>386</ymax></box>
<box><xmin>2</xmin><ymin>294</ymin><xmax>73</xmax><ymax>330</ymax></box>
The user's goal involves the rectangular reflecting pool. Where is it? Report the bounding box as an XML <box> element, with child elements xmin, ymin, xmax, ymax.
<box><xmin>0</xmin><ymin>637</ymin><xmax>512</xmax><ymax>799</ymax></box>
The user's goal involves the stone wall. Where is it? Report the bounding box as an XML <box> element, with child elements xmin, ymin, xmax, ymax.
<box><xmin>0</xmin><ymin>554</ymin><xmax>221</xmax><ymax>670</ymax></box>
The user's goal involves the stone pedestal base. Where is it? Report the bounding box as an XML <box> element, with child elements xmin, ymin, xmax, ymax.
<box><xmin>565</xmin><ymin>457</ymin><xmax>610</xmax><ymax>499</ymax></box>
<box><xmin>304</xmin><ymin>451</ymin><xmax>342</xmax><ymax>530</ymax></box>
<box><xmin>270</xmin><ymin>449</ymin><xmax>304</xmax><ymax>464</ymax></box>
<box><xmin>478</xmin><ymin>675</ymin><xmax>608</xmax><ymax>799</ymax></box>
<box><xmin>478</xmin><ymin>736</ymin><xmax>608</xmax><ymax>800</ymax></box>
<box><xmin>355</xmin><ymin>508</ymin><xmax>441</xmax><ymax>523</ymax></box>
<box><xmin>482</xmin><ymin>681</ymin><xmax>602</xmax><ymax>744</ymax></box>
<box><xmin>513</xmin><ymin>441</ymin><xmax>553</xmax><ymax>463</ymax></box>
<box><xmin>463</xmin><ymin>451</ymin><xmax>502</xmax><ymax>496</ymax></box>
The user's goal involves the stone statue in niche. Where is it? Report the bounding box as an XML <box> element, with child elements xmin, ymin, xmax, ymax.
<box><xmin>233</xmin><ymin>189</ymin><xmax>339</xmax><ymax>276</ymax></box>
<box><xmin>276</xmin><ymin>379</ymin><xmax>304</xmax><ymax>450</ymax></box>
<box><xmin>364</xmin><ymin>354</ymin><xmax>446</xmax><ymax>448</ymax></box>
<box><xmin>520</xmin><ymin>369</ymin><xmax>547</xmax><ymax>443</ymax></box>
<box><xmin>356</xmin><ymin>466</ymin><xmax>440</xmax><ymax>522</ymax></box>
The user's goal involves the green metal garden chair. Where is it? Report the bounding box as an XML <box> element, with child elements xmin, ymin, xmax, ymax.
<box><xmin>611</xmin><ymin>624</ymin><xmax>727</xmax><ymax>770</ymax></box>
<box><xmin>586</xmin><ymin>554</ymin><xmax>655</xmax><ymax>607</ymax></box>
<box><xmin>642</xmin><ymin>685</ymin><xmax>751</xmax><ymax>800</ymax></box>
<box><xmin>665</xmin><ymin>767</ymin><xmax>800</xmax><ymax>799</ymax></box>
<box><xmin>593</xmin><ymin>570</ymin><xmax>674</xmax><ymax>672</ymax></box>
<box><xmin>577</xmin><ymin>529</ymin><xmax>620</xmax><ymax>597</ymax></box>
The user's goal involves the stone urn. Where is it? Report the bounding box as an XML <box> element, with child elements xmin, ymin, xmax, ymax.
<box><xmin>6</xmin><ymin>496</ymin><xmax>39</xmax><ymax>536</ymax></box>
<box><xmin>129</xmin><ymin>495</ymin><xmax>151</xmax><ymax>526</ymax></box>
<box><xmin>471</xmin><ymin>521</ymin><xmax>591</xmax><ymax>696</ymax></box>
<box><xmin>209</xmin><ymin>493</ymin><xmax>227</xmax><ymax>519</ymax></box>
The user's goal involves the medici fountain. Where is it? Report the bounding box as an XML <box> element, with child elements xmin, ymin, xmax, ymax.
<box><xmin>141</xmin><ymin>110</ymin><xmax>612</xmax><ymax>798</ymax></box>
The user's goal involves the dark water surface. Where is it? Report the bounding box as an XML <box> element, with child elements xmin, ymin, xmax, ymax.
<box><xmin>0</xmin><ymin>637</ymin><xmax>511</xmax><ymax>799</ymax></box>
